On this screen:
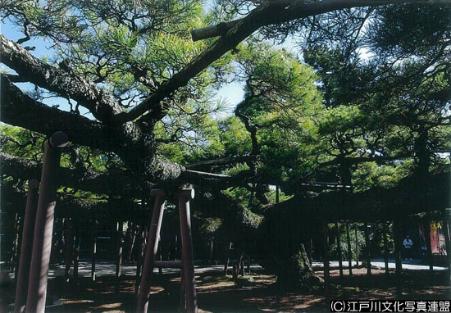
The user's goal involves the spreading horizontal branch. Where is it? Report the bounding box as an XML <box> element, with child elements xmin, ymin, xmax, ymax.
<box><xmin>271</xmin><ymin>171</ymin><xmax>450</xmax><ymax>222</ymax></box>
<box><xmin>0</xmin><ymin>76</ymin><xmax>113</xmax><ymax>151</ymax></box>
<box><xmin>192</xmin><ymin>0</ymin><xmax>451</xmax><ymax>41</ymax></box>
<box><xmin>2</xmin><ymin>184</ymin><xmax>146</xmax><ymax>220</ymax></box>
<box><xmin>0</xmin><ymin>34</ymin><xmax>123</xmax><ymax>122</ymax></box>
<box><xmin>186</xmin><ymin>155</ymin><xmax>256</xmax><ymax>169</ymax></box>
<box><xmin>0</xmin><ymin>152</ymin><xmax>143</xmax><ymax>198</ymax></box>
<box><xmin>0</xmin><ymin>151</ymin><xmax>251</xmax><ymax>201</ymax></box>
<box><xmin>123</xmin><ymin>0</ymin><xmax>451</xmax><ymax>123</ymax></box>
<box><xmin>319</xmin><ymin>154</ymin><xmax>412</xmax><ymax>167</ymax></box>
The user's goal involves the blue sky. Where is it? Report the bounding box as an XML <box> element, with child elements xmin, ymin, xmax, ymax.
<box><xmin>1</xmin><ymin>10</ymin><xmax>299</xmax><ymax>119</ymax></box>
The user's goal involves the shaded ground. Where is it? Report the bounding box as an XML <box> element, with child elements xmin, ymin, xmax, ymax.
<box><xmin>2</xmin><ymin>264</ymin><xmax>449</xmax><ymax>313</ymax></box>
<box><xmin>2</xmin><ymin>267</ymin><xmax>451</xmax><ymax>312</ymax></box>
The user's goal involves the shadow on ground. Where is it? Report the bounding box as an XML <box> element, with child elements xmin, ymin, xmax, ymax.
<box><xmin>2</xmin><ymin>266</ymin><xmax>450</xmax><ymax>312</ymax></box>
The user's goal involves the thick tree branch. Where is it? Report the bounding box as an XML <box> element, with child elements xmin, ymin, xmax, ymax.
<box><xmin>119</xmin><ymin>4</ymin><xmax>271</xmax><ymax>122</ymax></box>
<box><xmin>2</xmin><ymin>184</ymin><xmax>146</xmax><ymax>220</ymax></box>
<box><xmin>186</xmin><ymin>155</ymin><xmax>256</xmax><ymax>169</ymax></box>
<box><xmin>271</xmin><ymin>171</ymin><xmax>449</xmax><ymax>222</ymax></box>
<box><xmin>0</xmin><ymin>152</ymin><xmax>143</xmax><ymax>198</ymax></box>
<box><xmin>0</xmin><ymin>76</ymin><xmax>113</xmax><ymax>151</ymax></box>
<box><xmin>124</xmin><ymin>0</ymin><xmax>450</xmax><ymax>123</ymax></box>
<box><xmin>319</xmin><ymin>154</ymin><xmax>412</xmax><ymax>167</ymax></box>
<box><xmin>178</xmin><ymin>168</ymin><xmax>252</xmax><ymax>190</ymax></box>
<box><xmin>192</xmin><ymin>0</ymin><xmax>451</xmax><ymax>41</ymax></box>
<box><xmin>0</xmin><ymin>34</ymin><xmax>123</xmax><ymax>122</ymax></box>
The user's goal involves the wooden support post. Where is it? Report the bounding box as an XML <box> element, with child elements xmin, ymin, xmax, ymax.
<box><xmin>306</xmin><ymin>238</ymin><xmax>313</xmax><ymax>261</ymax></box>
<box><xmin>335</xmin><ymin>221</ymin><xmax>343</xmax><ymax>279</ymax></box>
<box><xmin>12</xmin><ymin>213</ymin><xmax>22</xmax><ymax>275</ymax></box>
<box><xmin>63</xmin><ymin>218</ymin><xmax>74</xmax><ymax>282</ymax></box>
<box><xmin>179</xmin><ymin>267</ymin><xmax>186</xmax><ymax>312</ymax></box>
<box><xmin>126</xmin><ymin>222</ymin><xmax>137</xmax><ymax>262</ymax></box>
<box><xmin>443</xmin><ymin>209</ymin><xmax>451</xmax><ymax>283</ymax></box>
<box><xmin>224</xmin><ymin>242</ymin><xmax>232</xmax><ymax>275</ymax></box>
<box><xmin>209</xmin><ymin>238</ymin><xmax>214</xmax><ymax>263</ymax></box>
<box><xmin>136</xmin><ymin>190</ymin><xmax>166</xmax><ymax>313</ymax></box>
<box><xmin>424</xmin><ymin>216</ymin><xmax>434</xmax><ymax>273</ymax></box>
<box><xmin>73</xmin><ymin>219</ymin><xmax>80</xmax><ymax>282</ymax></box>
<box><xmin>364</xmin><ymin>223</ymin><xmax>371</xmax><ymax>276</ymax></box>
<box><xmin>393</xmin><ymin>218</ymin><xmax>402</xmax><ymax>276</ymax></box>
<box><xmin>383</xmin><ymin>222</ymin><xmax>390</xmax><ymax>275</ymax></box>
<box><xmin>26</xmin><ymin>132</ymin><xmax>68</xmax><ymax>313</ymax></box>
<box><xmin>91</xmin><ymin>219</ymin><xmax>97</xmax><ymax>282</ymax></box>
<box><xmin>158</xmin><ymin>252</ymin><xmax>163</xmax><ymax>275</ymax></box>
<box><xmin>135</xmin><ymin>226</ymin><xmax>146</xmax><ymax>294</ymax></box>
<box><xmin>116</xmin><ymin>220</ymin><xmax>124</xmax><ymax>279</ymax></box>
<box><xmin>354</xmin><ymin>225</ymin><xmax>359</xmax><ymax>267</ymax></box>
<box><xmin>322</xmin><ymin>223</ymin><xmax>330</xmax><ymax>283</ymax></box>
<box><xmin>14</xmin><ymin>179</ymin><xmax>39</xmax><ymax>313</ymax></box>
<box><xmin>247</xmin><ymin>255</ymin><xmax>251</xmax><ymax>274</ymax></box>
<box><xmin>178</xmin><ymin>187</ymin><xmax>198</xmax><ymax>313</ymax></box>
<box><xmin>345</xmin><ymin>223</ymin><xmax>352</xmax><ymax>276</ymax></box>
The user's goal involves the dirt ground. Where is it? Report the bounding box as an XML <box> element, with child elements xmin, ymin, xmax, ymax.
<box><xmin>2</xmin><ymin>266</ymin><xmax>450</xmax><ymax>313</ymax></box>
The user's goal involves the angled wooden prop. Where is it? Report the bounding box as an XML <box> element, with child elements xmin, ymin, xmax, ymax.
<box><xmin>136</xmin><ymin>186</ymin><xmax>198</xmax><ymax>313</ymax></box>
<box><xmin>26</xmin><ymin>131</ymin><xmax>68</xmax><ymax>313</ymax></box>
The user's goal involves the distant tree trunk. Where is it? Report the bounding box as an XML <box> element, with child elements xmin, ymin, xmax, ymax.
<box><xmin>209</xmin><ymin>238</ymin><xmax>214</xmax><ymax>263</ymax></box>
<box><xmin>364</xmin><ymin>223</ymin><xmax>371</xmax><ymax>276</ymax></box>
<box><xmin>345</xmin><ymin>223</ymin><xmax>352</xmax><ymax>276</ymax></box>
<box><xmin>116</xmin><ymin>220</ymin><xmax>124</xmax><ymax>279</ymax></box>
<box><xmin>172</xmin><ymin>234</ymin><xmax>179</xmax><ymax>260</ymax></box>
<box><xmin>63</xmin><ymin>219</ymin><xmax>74</xmax><ymax>282</ymax></box>
<box><xmin>442</xmin><ymin>210</ymin><xmax>451</xmax><ymax>283</ymax></box>
<box><xmin>322</xmin><ymin>223</ymin><xmax>330</xmax><ymax>284</ymax></box>
<box><xmin>335</xmin><ymin>221</ymin><xmax>343</xmax><ymax>279</ymax></box>
<box><xmin>306</xmin><ymin>238</ymin><xmax>313</xmax><ymax>261</ymax></box>
<box><xmin>158</xmin><ymin>252</ymin><xmax>163</xmax><ymax>275</ymax></box>
<box><xmin>91</xmin><ymin>220</ymin><xmax>97</xmax><ymax>282</ymax></box>
<box><xmin>354</xmin><ymin>225</ymin><xmax>359</xmax><ymax>266</ymax></box>
<box><xmin>239</xmin><ymin>253</ymin><xmax>245</xmax><ymax>276</ymax></box>
<box><xmin>383</xmin><ymin>222</ymin><xmax>389</xmax><ymax>275</ymax></box>
<box><xmin>393</xmin><ymin>218</ymin><xmax>402</xmax><ymax>276</ymax></box>
<box><xmin>122</xmin><ymin>221</ymin><xmax>131</xmax><ymax>263</ymax></box>
<box><xmin>224</xmin><ymin>242</ymin><xmax>232</xmax><ymax>275</ymax></box>
<box><xmin>73</xmin><ymin>220</ymin><xmax>80</xmax><ymax>282</ymax></box>
<box><xmin>247</xmin><ymin>255</ymin><xmax>251</xmax><ymax>274</ymax></box>
<box><xmin>424</xmin><ymin>217</ymin><xmax>434</xmax><ymax>273</ymax></box>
